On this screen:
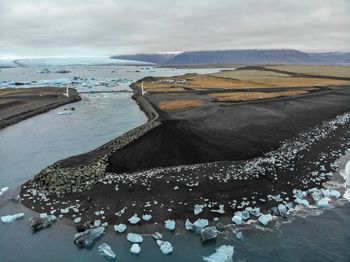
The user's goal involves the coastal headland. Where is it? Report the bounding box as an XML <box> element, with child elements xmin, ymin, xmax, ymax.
<box><xmin>20</xmin><ymin>65</ymin><xmax>350</xmax><ymax>230</ymax></box>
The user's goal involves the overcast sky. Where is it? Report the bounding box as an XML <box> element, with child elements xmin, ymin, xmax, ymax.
<box><xmin>0</xmin><ymin>0</ymin><xmax>349</xmax><ymax>58</ymax></box>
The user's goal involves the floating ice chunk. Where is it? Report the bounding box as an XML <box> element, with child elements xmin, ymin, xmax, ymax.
<box><xmin>321</xmin><ymin>189</ymin><xmax>331</xmax><ymax>198</ymax></box>
<box><xmin>60</xmin><ymin>208</ymin><xmax>69</xmax><ymax>214</ymax></box>
<box><xmin>57</xmin><ymin>111</ymin><xmax>72</xmax><ymax>115</ymax></box>
<box><xmin>232</xmin><ymin>215</ymin><xmax>243</xmax><ymax>225</ymax></box>
<box><xmin>258</xmin><ymin>214</ymin><xmax>273</xmax><ymax>226</ymax></box>
<box><xmin>142</xmin><ymin>214</ymin><xmax>152</xmax><ymax>221</ymax></box>
<box><xmin>210</xmin><ymin>205</ymin><xmax>225</xmax><ymax>214</ymax></box>
<box><xmin>127</xmin><ymin>233</ymin><xmax>143</xmax><ymax>243</ymax></box>
<box><xmin>203</xmin><ymin>245</ymin><xmax>234</xmax><ymax>262</ymax></box>
<box><xmin>158</xmin><ymin>241</ymin><xmax>173</xmax><ymax>255</ymax></box>
<box><xmin>277</xmin><ymin>204</ymin><xmax>287</xmax><ymax>217</ymax></box>
<box><xmin>236</xmin><ymin>232</ymin><xmax>243</xmax><ymax>240</ymax></box>
<box><xmin>1</xmin><ymin>213</ymin><xmax>24</xmax><ymax>223</ymax></box>
<box><xmin>94</xmin><ymin>220</ymin><xmax>101</xmax><ymax>227</ymax></box>
<box><xmin>74</xmin><ymin>226</ymin><xmax>105</xmax><ymax>248</ymax></box>
<box><xmin>114</xmin><ymin>223</ymin><xmax>127</xmax><ymax>233</ymax></box>
<box><xmin>201</xmin><ymin>226</ymin><xmax>217</xmax><ymax>242</ymax></box>
<box><xmin>311</xmin><ymin>189</ymin><xmax>322</xmax><ymax>203</ymax></box>
<box><xmin>294</xmin><ymin>198</ymin><xmax>309</xmax><ymax>206</ymax></box>
<box><xmin>164</xmin><ymin>219</ymin><xmax>176</xmax><ymax>231</ymax></box>
<box><xmin>185</xmin><ymin>219</ymin><xmax>194</xmax><ymax>231</ymax></box>
<box><xmin>317</xmin><ymin>198</ymin><xmax>329</xmax><ymax>208</ymax></box>
<box><xmin>74</xmin><ymin>217</ymin><xmax>81</xmax><ymax>224</ymax></box>
<box><xmin>245</xmin><ymin>207</ymin><xmax>261</xmax><ymax>217</ymax></box>
<box><xmin>193</xmin><ymin>219</ymin><xmax>209</xmax><ymax>233</ymax></box>
<box><xmin>194</xmin><ymin>204</ymin><xmax>205</xmax><ymax>215</ymax></box>
<box><xmin>329</xmin><ymin>190</ymin><xmax>341</xmax><ymax>199</ymax></box>
<box><xmin>285</xmin><ymin>202</ymin><xmax>294</xmax><ymax>210</ymax></box>
<box><xmin>128</xmin><ymin>214</ymin><xmax>141</xmax><ymax>224</ymax></box>
<box><xmin>130</xmin><ymin>243</ymin><xmax>141</xmax><ymax>254</ymax></box>
<box><xmin>0</xmin><ymin>186</ymin><xmax>9</xmax><ymax>196</ymax></box>
<box><xmin>98</xmin><ymin>243</ymin><xmax>116</xmax><ymax>259</ymax></box>
<box><xmin>152</xmin><ymin>232</ymin><xmax>163</xmax><ymax>240</ymax></box>
<box><xmin>293</xmin><ymin>189</ymin><xmax>307</xmax><ymax>199</ymax></box>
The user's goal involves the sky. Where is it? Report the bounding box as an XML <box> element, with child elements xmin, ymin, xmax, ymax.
<box><xmin>0</xmin><ymin>0</ymin><xmax>349</xmax><ymax>58</ymax></box>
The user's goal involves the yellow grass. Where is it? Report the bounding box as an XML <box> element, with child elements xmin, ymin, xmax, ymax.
<box><xmin>159</xmin><ymin>99</ymin><xmax>205</xmax><ymax>110</ymax></box>
<box><xmin>142</xmin><ymin>68</ymin><xmax>350</xmax><ymax>92</ymax></box>
<box><xmin>210</xmin><ymin>90</ymin><xmax>308</xmax><ymax>102</ymax></box>
<box><xmin>265</xmin><ymin>65</ymin><xmax>350</xmax><ymax>78</ymax></box>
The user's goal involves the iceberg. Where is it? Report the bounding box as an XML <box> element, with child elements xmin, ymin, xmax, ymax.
<box><xmin>127</xmin><ymin>233</ymin><xmax>143</xmax><ymax>243</ymax></box>
<box><xmin>130</xmin><ymin>243</ymin><xmax>141</xmax><ymax>254</ymax></box>
<box><xmin>311</xmin><ymin>189</ymin><xmax>322</xmax><ymax>203</ymax></box>
<box><xmin>194</xmin><ymin>204</ymin><xmax>205</xmax><ymax>215</ymax></box>
<box><xmin>277</xmin><ymin>204</ymin><xmax>287</xmax><ymax>217</ymax></box>
<box><xmin>246</xmin><ymin>207</ymin><xmax>261</xmax><ymax>217</ymax></box>
<box><xmin>57</xmin><ymin>111</ymin><xmax>72</xmax><ymax>115</ymax></box>
<box><xmin>158</xmin><ymin>241</ymin><xmax>173</xmax><ymax>255</ymax></box>
<box><xmin>210</xmin><ymin>205</ymin><xmax>225</xmax><ymax>214</ymax></box>
<box><xmin>128</xmin><ymin>214</ymin><xmax>141</xmax><ymax>224</ymax></box>
<box><xmin>258</xmin><ymin>214</ymin><xmax>273</xmax><ymax>226</ymax></box>
<box><xmin>74</xmin><ymin>226</ymin><xmax>105</xmax><ymax>248</ymax></box>
<box><xmin>114</xmin><ymin>223</ymin><xmax>127</xmax><ymax>233</ymax></box>
<box><xmin>201</xmin><ymin>226</ymin><xmax>218</xmax><ymax>242</ymax></box>
<box><xmin>31</xmin><ymin>215</ymin><xmax>55</xmax><ymax>231</ymax></box>
<box><xmin>203</xmin><ymin>245</ymin><xmax>234</xmax><ymax>262</ymax></box>
<box><xmin>0</xmin><ymin>186</ymin><xmax>9</xmax><ymax>196</ymax></box>
<box><xmin>152</xmin><ymin>232</ymin><xmax>163</xmax><ymax>240</ymax></box>
<box><xmin>185</xmin><ymin>218</ymin><xmax>194</xmax><ymax>231</ymax></box>
<box><xmin>236</xmin><ymin>232</ymin><xmax>243</xmax><ymax>240</ymax></box>
<box><xmin>293</xmin><ymin>189</ymin><xmax>307</xmax><ymax>199</ymax></box>
<box><xmin>321</xmin><ymin>189</ymin><xmax>331</xmax><ymax>198</ymax></box>
<box><xmin>1</xmin><ymin>213</ymin><xmax>24</xmax><ymax>223</ymax></box>
<box><xmin>294</xmin><ymin>198</ymin><xmax>309</xmax><ymax>206</ymax></box>
<box><xmin>94</xmin><ymin>220</ymin><xmax>101</xmax><ymax>227</ymax></box>
<box><xmin>164</xmin><ymin>219</ymin><xmax>176</xmax><ymax>231</ymax></box>
<box><xmin>193</xmin><ymin>218</ymin><xmax>209</xmax><ymax>233</ymax></box>
<box><xmin>317</xmin><ymin>198</ymin><xmax>329</xmax><ymax>208</ymax></box>
<box><xmin>142</xmin><ymin>214</ymin><xmax>152</xmax><ymax>221</ymax></box>
<box><xmin>98</xmin><ymin>243</ymin><xmax>116</xmax><ymax>259</ymax></box>
<box><xmin>232</xmin><ymin>215</ymin><xmax>243</xmax><ymax>225</ymax></box>
<box><xmin>74</xmin><ymin>217</ymin><xmax>81</xmax><ymax>224</ymax></box>
<box><xmin>329</xmin><ymin>189</ymin><xmax>341</xmax><ymax>199</ymax></box>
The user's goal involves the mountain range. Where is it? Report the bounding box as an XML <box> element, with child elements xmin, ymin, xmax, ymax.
<box><xmin>111</xmin><ymin>49</ymin><xmax>350</xmax><ymax>65</ymax></box>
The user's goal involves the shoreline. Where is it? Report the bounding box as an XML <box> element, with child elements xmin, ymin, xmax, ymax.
<box><xmin>19</xmin><ymin>76</ymin><xmax>350</xmax><ymax>230</ymax></box>
<box><xmin>0</xmin><ymin>87</ymin><xmax>81</xmax><ymax>130</ymax></box>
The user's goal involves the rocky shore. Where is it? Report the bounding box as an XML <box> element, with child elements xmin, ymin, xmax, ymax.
<box><xmin>20</xmin><ymin>81</ymin><xmax>350</xmax><ymax>233</ymax></box>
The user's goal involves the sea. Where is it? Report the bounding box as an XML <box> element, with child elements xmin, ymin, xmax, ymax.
<box><xmin>0</xmin><ymin>57</ymin><xmax>349</xmax><ymax>262</ymax></box>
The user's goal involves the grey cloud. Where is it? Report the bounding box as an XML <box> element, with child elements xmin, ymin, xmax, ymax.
<box><xmin>0</xmin><ymin>0</ymin><xmax>349</xmax><ymax>58</ymax></box>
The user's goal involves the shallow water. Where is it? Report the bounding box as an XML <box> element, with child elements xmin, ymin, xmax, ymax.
<box><xmin>0</xmin><ymin>60</ymin><xmax>350</xmax><ymax>261</ymax></box>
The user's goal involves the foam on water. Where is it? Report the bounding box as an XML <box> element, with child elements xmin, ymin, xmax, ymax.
<box><xmin>340</xmin><ymin>159</ymin><xmax>350</xmax><ymax>201</ymax></box>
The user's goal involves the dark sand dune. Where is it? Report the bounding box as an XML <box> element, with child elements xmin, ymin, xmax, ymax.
<box><xmin>107</xmin><ymin>88</ymin><xmax>350</xmax><ymax>173</ymax></box>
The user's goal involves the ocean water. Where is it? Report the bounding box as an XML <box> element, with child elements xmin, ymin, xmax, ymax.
<box><xmin>0</xmin><ymin>58</ymin><xmax>350</xmax><ymax>261</ymax></box>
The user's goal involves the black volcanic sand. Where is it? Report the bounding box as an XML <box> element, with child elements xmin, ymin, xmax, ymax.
<box><xmin>20</xmin><ymin>84</ymin><xmax>350</xmax><ymax>231</ymax></box>
<box><xmin>0</xmin><ymin>87</ymin><xmax>80</xmax><ymax>129</ymax></box>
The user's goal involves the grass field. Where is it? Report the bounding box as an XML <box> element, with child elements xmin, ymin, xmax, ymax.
<box><xmin>265</xmin><ymin>65</ymin><xmax>350</xmax><ymax>78</ymax></box>
<box><xmin>139</xmin><ymin>65</ymin><xmax>350</xmax><ymax>109</ymax></box>
<box><xmin>141</xmin><ymin>66</ymin><xmax>350</xmax><ymax>93</ymax></box>
<box><xmin>159</xmin><ymin>99</ymin><xmax>205</xmax><ymax>110</ymax></box>
<box><xmin>209</xmin><ymin>90</ymin><xmax>308</xmax><ymax>102</ymax></box>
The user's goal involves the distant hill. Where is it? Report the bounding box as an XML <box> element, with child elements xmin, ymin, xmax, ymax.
<box><xmin>111</xmin><ymin>53</ymin><xmax>176</xmax><ymax>64</ymax></box>
<box><xmin>111</xmin><ymin>49</ymin><xmax>350</xmax><ymax>65</ymax></box>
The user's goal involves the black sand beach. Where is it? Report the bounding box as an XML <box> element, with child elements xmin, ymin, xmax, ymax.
<box><xmin>20</xmin><ymin>70</ymin><xmax>350</xmax><ymax>229</ymax></box>
<box><xmin>0</xmin><ymin>87</ymin><xmax>81</xmax><ymax>129</ymax></box>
